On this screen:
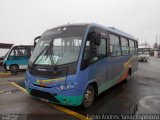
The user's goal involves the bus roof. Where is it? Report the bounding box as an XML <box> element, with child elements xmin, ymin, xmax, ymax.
<box><xmin>12</xmin><ymin>45</ymin><xmax>33</xmax><ymax>47</ymax></box>
<box><xmin>89</xmin><ymin>23</ymin><xmax>136</xmax><ymax>40</ymax></box>
<box><xmin>49</xmin><ymin>23</ymin><xmax>137</xmax><ymax>41</ymax></box>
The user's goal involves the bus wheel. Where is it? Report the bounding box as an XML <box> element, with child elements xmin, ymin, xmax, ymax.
<box><xmin>125</xmin><ymin>70</ymin><xmax>131</xmax><ymax>82</ymax></box>
<box><xmin>10</xmin><ymin>65</ymin><xmax>19</xmax><ymax>75</ymax></box>
<box><xmin>82</xmin><ymin>85</ymin><xmax>95</xmax><ymax>108</ymax></box>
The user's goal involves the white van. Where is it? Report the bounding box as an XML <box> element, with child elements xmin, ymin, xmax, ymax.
<box><xmin>138</xmin><ymin>48</ymin><xmax>150</xmax><ymax>62</ymax></box>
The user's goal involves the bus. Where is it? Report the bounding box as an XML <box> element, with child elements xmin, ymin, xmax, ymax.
<box><xmin>25</xmin><ymin>23</ymin><xmax>138</xmax><ymax>108</ymax></box>
<box><xmin>3</xmin><ymin>45</ymin><xmax>33</xmax><ymax>74</ymax></box>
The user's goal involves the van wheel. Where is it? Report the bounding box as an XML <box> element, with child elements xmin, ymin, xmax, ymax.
<box><xmin>145</xmin><ymin>59</ymin><xmax>147</xmax><ymax>62</ymax></box>
<box><xmin>82</xmin><ymin>85</ymin><xmax>95</xmax><ymax>108</ymax></box>
<box><xmin>10</xmin><ymin>65</ymin><xmax>19</xmax><ymax>74</ymax></box>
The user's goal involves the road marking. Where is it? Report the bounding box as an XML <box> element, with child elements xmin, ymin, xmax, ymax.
<box><xmin>10</xmin><ymin>82</ymin><xmax>27</xmax><ymax>93</ymax></box>
<box><xmin>0</xmin><ymin>82</ymin><xmax>11</xmax><ymax>85</ymax></box>
<box><xmin>0</xmin><ymin>72</ymin><xmax>11</xmax><ymax>76</ymax></box>
<box><xmin>49</xmin><ymin>104</ymin><xmax>91</xmax><ymax>120</ymax></box>
<box><xmin>9</xmin><ymin>82</ymin><xmax>90</xmax><ymax>120</ymax></box>
<box><xmin>0</xmin><ymin>77</ymin><xmax>24</xmax><ymax>81</ymax></box>
<box><xmin>0</xmin><ymin>71</ymin><xmax>10</xmax><ymax>73</ymax></box>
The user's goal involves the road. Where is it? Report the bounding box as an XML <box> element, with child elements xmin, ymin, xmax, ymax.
<box><xmin>0</xmin><ymin>57</ymin><xmax>160</xmax><ymax>118</ymax></box>
<box><xmin>66</xmin><ymin>57</ymin><xmax>160</xmax><ymax>115</ymax></box>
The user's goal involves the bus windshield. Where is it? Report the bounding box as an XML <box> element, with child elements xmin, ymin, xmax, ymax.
<box><xmin>30</xmin><ymin>26</ymin><xmax>86</xmax><ymax>66</ymax></box>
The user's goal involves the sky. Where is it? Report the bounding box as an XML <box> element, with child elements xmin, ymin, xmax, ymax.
<box><xmin>0</xmin><ymin>0</ymin><xmax>160</xmax><ymax>47</ymax></box>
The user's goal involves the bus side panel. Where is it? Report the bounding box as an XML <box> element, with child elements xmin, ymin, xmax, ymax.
<box><xmin>98</xmin><ymin>55</ymin><xmax>138</xmax><ymax>94</ymax></box>
<box><xmin>5</xmin><ymin>58</ymin><xmax>29</xmax><ymax>70</ymax></box>
<box><xmin>130</xmin><ymin>55</ymin><xmax>139</xmax><ymax>74</ymax></box>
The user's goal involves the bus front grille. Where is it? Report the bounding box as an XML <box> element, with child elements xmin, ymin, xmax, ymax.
<box><xmin>30</xmin><ymin>89</ymin><xmax>60</xmax><ymax>103</ymax></box>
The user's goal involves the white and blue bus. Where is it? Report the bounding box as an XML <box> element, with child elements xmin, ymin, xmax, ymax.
<box><xmin>3</xmin><ymin>45</ymin><xmax>33</xmax><ymax>74</ymax></box>
<box><xmin>25</xmin><ymin>23</ymin><xmax>138</xmax><ymax>108</ymax></box>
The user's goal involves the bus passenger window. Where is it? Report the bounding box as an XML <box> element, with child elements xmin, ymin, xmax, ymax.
<box><xmin>129</xmin><ymin>40</ymin><xmax>136</xmax><ymax>54</ymax></box>
<box><xmin>135</xmin><ymin>41</ymin><xmax>138</xmax><ymax>54</ymax></box>
<box><xmin>97</xmin><ymin>38</ymin><xmax>107</xmax><ymax>58</ymax></box>
<box><xmin>109</xmin><ymin>34</ymin><xmax>121</xmax><ymax>56</ymax></box>
<box><xmin>9</xmin><ymin>48</ymin><xmax>29</xmax><ymax>60</ymax></box>
<box><xmin>17</xmin><ymin>50</ymin><xmax>23</xmax><ymax>56</ymax></box>
<box><xmin>121</xmin><ymin>37</ymin><xmax>129</xmax><ymax>55</ymax></box>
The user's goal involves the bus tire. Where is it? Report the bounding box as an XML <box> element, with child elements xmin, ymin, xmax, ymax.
<box><xmin>125</xmin><ymin>69</ymin><xmax>131</xmax><ymax>82</ymax></box>
<box><xmin>10</xmin><ymin>65</ymin><xmax>19</xmax><ymax>75</ymax></box>
<box><xmin>82</xmin><ymin>85</ymin><xmax>95</xmax><ymax>108</ymax></box>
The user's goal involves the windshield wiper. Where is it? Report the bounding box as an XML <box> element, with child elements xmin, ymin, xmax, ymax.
<box><xmin>44</xmin><ymin>39</ymin><xmax>58</xmax><ymax>70</ymax></box>
<box><xmin>31</xmin><ymin>39</ymin><xmax>58</xmax><ymax>70</ymax></box>
<box><xmin>31</xmin><ymin>46</ymin><xmax>48</xmax><ymax>68</ymax></box>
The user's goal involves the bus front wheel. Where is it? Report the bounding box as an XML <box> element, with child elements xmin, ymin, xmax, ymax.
<box><xmin>10</xmin><ymin>65</ymin><xmax>19</xmax><ymax>75</ymax></box>
<box><xmin>82</xmin><ymin>85</ymin><xmax>95</xmax><ymax>108</ymax></box>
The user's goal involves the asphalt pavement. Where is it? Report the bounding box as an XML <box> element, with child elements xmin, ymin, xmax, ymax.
<box><xmin>0</xmin><ymin>57</ymin><xmax>160</xmax><ymax>120</ymax></box>
<box><xmin>60</xmin><ymin>57</ymin><xmax>160</xmax><ymax>115</ymax></box>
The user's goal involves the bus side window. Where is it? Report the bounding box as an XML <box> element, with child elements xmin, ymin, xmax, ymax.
<box><xmin>17</xmin><ymin>49</ymin><xmax>23</xmax><ymax>56</ymax></box>
<box><xmin>97</xmin><ymin>38</ymin><xmax>107</xmax><ymax>58</ymax></box>
<box><xmin>82</xmin><ymin>38</ymin><xmax>107</xmax><ymax>69</ymax></box>
<box><xmin>121</xmin><ymin>37</ymin><xmax>129</xmax><ymax>55</ymax></box>
<box><xmin>8</xmin><ymin>49</ymin><xmax>16</xmax><ymax>60</ymax></box>
<box><xmin>90</xmin><ymin>37</ymin><xmax>107</xmax><ymax>62</ymax></box>
<box><xmin>24</xmin><ymin>49</ymin><xmax>27</xmax><ymax>56</ymax></box>
<box><xmin>109</xmin><ymin>34</ymin><xmax>121</xmax><ymax>56</ymax></box>
<box><xmin>129</xmin><ymin>40</ymin><xmax>136</xmax><ymax>54</ymax></box>
<box><xmin>83</xmin><ymin>41</ymin><xmax>90</xmax><ymax>60</ymax></box>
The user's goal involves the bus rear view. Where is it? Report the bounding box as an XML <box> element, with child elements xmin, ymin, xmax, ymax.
<box><xmin>25</xmin><ymin>23</ymin><xmax>138</xmax><ymax>108</ymax></box>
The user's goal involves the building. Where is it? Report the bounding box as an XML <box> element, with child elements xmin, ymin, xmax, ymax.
<box><xmin>0</xmin><ymin>43</ymin><xmax>13</xmax><ymax>64</ymax></box>
<box><xmin>154</xmin><ymin>48</ymin><xmax>160</xmax><ymax>58</ymax></box>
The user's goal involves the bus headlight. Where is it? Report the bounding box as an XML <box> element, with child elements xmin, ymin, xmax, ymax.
<box><xmin>57</xmin><ymin>83</ymin><xmax>77</xmax><ymax>91</ymax></box>
<box><xmin>25</xmin><ymin>78</ymin><xmax>31</xmax><ymax>85</ymax></box>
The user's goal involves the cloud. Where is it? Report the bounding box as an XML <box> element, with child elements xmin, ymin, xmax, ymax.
<box><xmin>0</xmin><ymin>0</ymin><xmax>160</xmax><ymax>46</ymax></box>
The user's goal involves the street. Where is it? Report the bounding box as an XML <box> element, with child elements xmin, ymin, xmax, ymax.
<box><xmin>0</xmin><ymin>57</ymin><xmax>160</xmax><ymax>120</ymax></box>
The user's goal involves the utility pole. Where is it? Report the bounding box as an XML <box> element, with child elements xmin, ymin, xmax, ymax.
<box><xmin>156</xmin><ymin>35</ymin><xmax>158</xmax><ymax>44</ymax></box>
<box><xmin>159</xmin><ymin>35</ymin><xmax>160</xmax><ymax>48</ymax></box>
<box><xmin>154</xmin><ymin>35</ymin><xmax>158</xmax><ymax>48</ymax></box>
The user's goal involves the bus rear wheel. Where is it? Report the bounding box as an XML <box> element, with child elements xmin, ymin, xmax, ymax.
<box><xmin>125</xmin><ymin>69</ymin><xmax>131</xmax><ymax>82</ymax></box>
<box><xmin>10</xmin><ymin>65</ymin><xmax>19</xmax><ymax>75</ymax></box>
<box><xmin>82</xmin><ymin>85</ymin><xmax>95</xmax><ymax>108</ymax></box>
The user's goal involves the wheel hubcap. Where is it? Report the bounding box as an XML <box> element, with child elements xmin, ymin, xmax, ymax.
<box><xmin>12</xmin><ymin>66</ymin><xmax>17</xmax><ymax>71</ymax></box>
<box><xmin>84</xmin><ymin>89</ymin><xmax>93</xmax><ymax>104</ymax></box>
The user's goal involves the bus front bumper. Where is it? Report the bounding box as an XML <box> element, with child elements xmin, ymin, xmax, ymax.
<box><xmin>25</xmin><ymin>79</ymin><xmax>83</xmax><ymax>106</ymax></box>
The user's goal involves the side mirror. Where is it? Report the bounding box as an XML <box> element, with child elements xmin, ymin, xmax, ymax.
<box><xmin>89</xmin><ymin>31</ymin><xmax>101</xmax><ymax>46</ymax></box>
<box><xmin>34</xmin><ymin>36</ymin><xmax>41</xmax><ymax>47</ymax></box>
